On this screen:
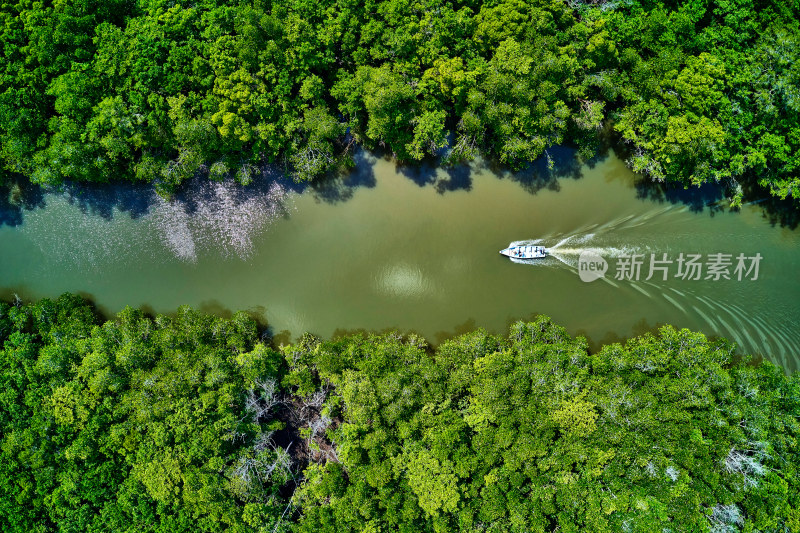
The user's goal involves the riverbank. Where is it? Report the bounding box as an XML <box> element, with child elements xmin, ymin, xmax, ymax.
<box><xmin>1</xmin><ymin>294</ymin><xmax>798</xmax><ymax>532</ymax></box>
<box><xmin>2</xmin><ymin>0</ymin><xmax>798</xmax><ymax>204</ymax></box>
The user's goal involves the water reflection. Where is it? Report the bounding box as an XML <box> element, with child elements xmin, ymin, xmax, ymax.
<box><xmin>394</xmin><ymin>145</ymin><xmax>586</xmax><ymax>196</ymax></box>
<box><xmin>490</xmin><ymin>145</ymin><xmax>584</xmax><ymax>195</ymax></box>
<box><xmin>2</xmin><ymin>144</ymin><xmax>798</xmax><ymax>237</ymax></box>
<box><xmin>61</xmin><ymin>181</ymin><xmax>155</xmax><ymax>220</ymax></box>
<box><xmin>307</xmin><ymin>149</ymin><xmax>377</xmax><ymax>204</ymax></box>
<box><xmin>634</xmin><ymin>179</ymin><xmax>726</xmax><ymax>214</ymax></box>
<box><xmin>396</xmin><ymin>158</ymin><xmax>474</xmax><ymax>193</ymax></box>
<box><xmin>0</xmin><ymin>179</ymin><xmax>45</xmax><ymax>227</ymax></box>
<box><xmin>752</xmin><ymin>194</ymin><xmax>800</xmax><ymax>229</ymax></box>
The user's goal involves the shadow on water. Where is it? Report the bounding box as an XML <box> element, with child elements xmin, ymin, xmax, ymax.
<box><xmin>577</xmin><ymin>318</ymin><xmax>664</xmax><ymax>354</ymax></box>
<box><xmin>168</xmin><ymin>299</ymin><xmax>274</xmax><ymax>339</ymax></box>
<box><xmin>396</xmin><ymin>156</ymin><xmax>474</xmax><ymax>194</ymax></box>
<box><xmin>433</xmin><ymin>318</ymin><xmax>479</xmax><ymax>345</ymax></box>
<box><xmin>195</xmin><ymin>299</ymin><xmax>234</xmax><ymax>319</ymax></box>
<box><xmin>486</xmin><ymin>145</ymin><xmax>585</xmax><ymax>195</ymax></box>
<box><xmin>0</xmin><ymin>178</ymin><xmax>46</xmax><ymax>227</ymax></box>
<box><xmin>436</xmin><ymin>165</ymin><xmax>473</xmax><ymax>194</ymax></box>
<box><xmin>396</xmin><ymin>159</ymin><xmax>438</xmax><ymax>188</ymax></box>
<box><xmin>634</xmin><ymin>174</ymin><xmax>800</xmax><ymax>229</ymax></box>
<box><xmin>394</xmin><ymin>145</ymin><xmax>593</xmax><ymax>197</ymax></box>
<box><xmin>1</xmin><ymin>146</ymin><xmax>589</xmax><ymax>228</ymax></box>
<box><xmin>3</xmin><ymin>163</ymin><xmax>309</xmax><ymax>227</ymax></box>
<box><xmin>0</xmin><ymin>288</ymin><xmax>116</xmax><ymax>324</ymax></box>
<box><xmin>614</xmin><ymin>129</ymin><xmax>799</xmax><ymax>227</ymax></box>
<box><xmin>5</xmin><ymin>144</ymin><xmax>798</xmax><ymax>236</ymax></box>
<box><xmin>748</xmin><ymin>193</ymin><xmax>800</xmax><ymax>230</ymax></box>
<box><xmin>330</xmin><ymin>324</ymin><xmax>414</xmax><ymax>340</ymax></box>
<box><xmin>307</xmin><ymin>149</ymin><xmax>377</xmax><ymax>204</ymax></box>
<box><xmin>634</xmin><ymin>178</ymin><xmax>726</xmax><ymax>215</ymax></box>
<box><xmin>427</xmin><ymin>313</ymin><xmax>665</xmax><ymax>354</ymax></box>
<box><xmin>60</xmin><ymin>181</ymin><xmax>156</xmax><ymax>220</ymax></box>
<box><xmin>0</xmin><ymin>151</ymin><xmax>370</xmax><ymax>228</ymax></box>
<box><xmin>0</xmin><ymin>286</ymin><xmax>33</xmax><ymax>305</ymax></box>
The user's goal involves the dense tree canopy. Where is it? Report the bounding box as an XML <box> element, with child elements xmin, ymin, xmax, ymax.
<box><xmin>289</xmin><ymin>318</ymin><xmax>800</xmax><ymax>532</ymax></box>
<box><xmin>1</xmin><ymin>295</ymin><xmax>799</xmax><ymax>531</ymax></box>
<box><xmin>0</xmin><ymin>0</ymin><xmax>798</xmax><ymax>202</ymax></box>
<box><xmin>0</xmin><ymin>295</ymin><xmax>292</xmax><ymax>532</ymax></box>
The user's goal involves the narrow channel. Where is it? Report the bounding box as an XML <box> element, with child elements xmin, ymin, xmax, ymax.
<box><xmin>2</xmin><ymin>149</ymin><xmax>798</xmax><ymax>369</ymax></box>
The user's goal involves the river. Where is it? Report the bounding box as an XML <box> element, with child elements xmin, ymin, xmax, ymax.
<box><xmin>2</xmin><ymin>149</ymin><xmax>799</xmax><ymax>369</ymax></box>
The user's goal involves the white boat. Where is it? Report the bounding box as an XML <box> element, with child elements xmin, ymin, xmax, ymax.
<box><xmin>499</xmin><ymin>244</ymin><xmax>547</xmax><ymax>259</ymax></box>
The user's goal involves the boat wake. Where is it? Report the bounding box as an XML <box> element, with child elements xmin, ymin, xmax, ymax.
<box><xmin>507</xmin><ymin>234</ymin><xmax>651</xmax><ymax>270</ymax></box>
<box><xmin>505</xmin><ymin>226</ymin><xmax>800</xmax><ymax>365</ymax></box>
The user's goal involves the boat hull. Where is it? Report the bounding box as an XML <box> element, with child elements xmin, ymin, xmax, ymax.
<box><xmin>500</xmin><ymin>244</ymin><xmax>547</xmax><ymax>259</ymax></box>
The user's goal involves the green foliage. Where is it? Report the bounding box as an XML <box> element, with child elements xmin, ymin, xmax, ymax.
<box><xmin>2</xmin><ymin>298</ymin><xmax>799</xmax><ymax>532</ymax></box>
<box><xmin>0</xmin><ymin>296</ymin><xmax>289</xmax><ymax>532</ymax></box>
<box><xmin>289</xmin><ymin>317</ymin><xmax>800</xmax><ymax>532</ymax></box>
<box><xmin>289</xmin><ymin>107</ymin><xmax>346</xmax><ymax>181</ymax></box>
<box><xmin>0</xmin><ymin>0</ymin><xmax>797</xmax><ymax>202</ymax></box>
<box><xmin>606</xmin><ymin>2</ymin><xmax>800</xmax><ymax>203</ymax></box>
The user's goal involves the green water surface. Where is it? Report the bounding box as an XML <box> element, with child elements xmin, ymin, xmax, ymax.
<box><xmin>2</xmin><ymin>151</ymin><xmax>798</xmax><ymax>368</ymax></box>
